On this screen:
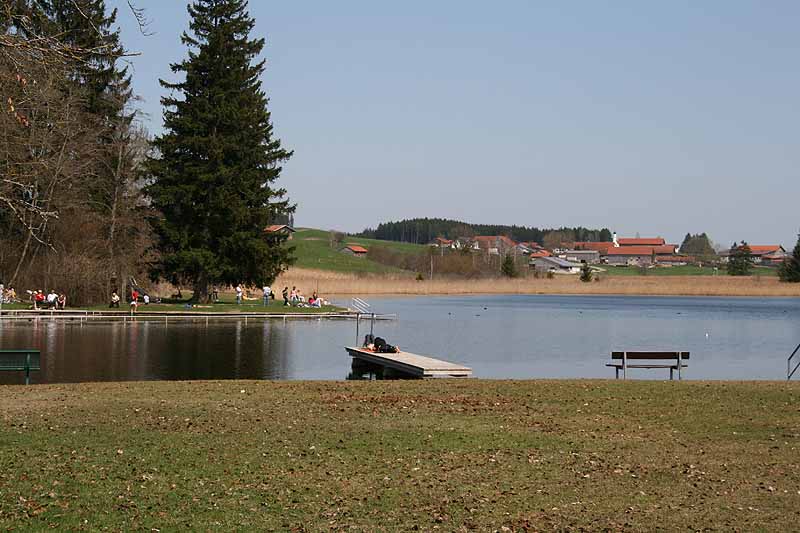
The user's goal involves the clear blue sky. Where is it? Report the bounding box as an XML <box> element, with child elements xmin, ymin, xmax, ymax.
<box><xmin>112</xmin><ymin>0</ymin><xmax>799</xmax><ymax>247</ymax></box>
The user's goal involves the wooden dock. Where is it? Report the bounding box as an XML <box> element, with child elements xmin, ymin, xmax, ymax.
<box><xmin>345</xmin><ymin>347</ymin><xmax>472</xmax><ymax>378</ymax></box>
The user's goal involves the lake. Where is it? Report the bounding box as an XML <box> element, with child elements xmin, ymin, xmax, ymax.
<box><xmin>1</xmin><ymin>294</ymin><xmax>798</xmax><ymax>384</ymax></box>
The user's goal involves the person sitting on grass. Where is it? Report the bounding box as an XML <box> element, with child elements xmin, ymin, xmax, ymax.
<box><xmin>46</xmin><ymin>289</ymin><xmax>57</xmax><ymax>309</ymax></box>
<box><xmin>309</xmin><ymin>291</ymin><xmax>324</xmax><ymax>308</ymax></box>
<box><xmin>57</xmin><ymin>293</ymin><xmax>66</xmax><ymax>310</ymax></box>
<box><xmin>110</xmin><ymin>292</ymin><xmax>120</xmax><ymax>308</ymax></box>
<box><xmin>34</xmin><ymin>290</ymin><xmax>45</xmax><ymax>309</ymax></box>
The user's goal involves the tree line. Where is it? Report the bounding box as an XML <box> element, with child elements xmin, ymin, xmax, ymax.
<box><xmin>358</xmin><ymin>218</ymin><xmax>613</xmax><ymax>246</ymax></box>
<box><xmin>1</xmin><ymin>0</ymin><xmax>294</xmax><ymax>304</ymax></box>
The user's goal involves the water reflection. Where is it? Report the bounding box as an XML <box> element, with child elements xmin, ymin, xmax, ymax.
<box><xmin>0</xmin><ymin>317</ymin><xmax>300</xmax><ymax>384</ymax></box>
<box><xmin>1</xmin><ymin>294</ymin><xmax>799</xmax><ymax>384</ymax></box>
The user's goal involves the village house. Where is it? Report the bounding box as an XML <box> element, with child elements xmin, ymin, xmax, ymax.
<box><xmin>573</xmin><ymin>241</ymin><xmax>614</xmax><ymax>254</ymax></box>
<box><xmin>263</xmin><ymin>224</ymin><xmax>296</xmax><ymax>240</ymax></box>
<box><xmin>429</xmin><ymin>237</ymin><xmax>455</xmax><ymax>249</ymax></box>
<box><xmin>720</xmin><ymin>245</ymin><xmax>786</xmax><ymax>265</ymax></box>
<box><xmin>562</xmin><ymin>250</ymin><xmax>601</xmax><ymax>264</ymax></box>
<box><xmin>655</xmin><ymin>255</ymin><xmax>693</xmax><ymax>266</ymax></box>
<box><xmin>515</xmin><ymin>241</ymin><xmax>545</xmax><ymax>256</ymax></box>
<box><xmin>473</xmin><ymin>235</ymin><xmax>517</xmax><ymax>256</ymax></box>
<box><xmin>341</xmin><ymin>244</ymin><xmax>368</xmax><ymax>257</ymax></box>
<box><xmin>605</xmin><ymin>245</ymin><xmax>681</xmax><ymax>266</ymax></box>
<box><xmin>530</xmin><ymin>256</ymin><xmax>582</xmax><ymax>274</ymax></box>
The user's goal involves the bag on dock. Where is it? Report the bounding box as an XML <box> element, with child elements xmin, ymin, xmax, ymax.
<box><xmin>373</xmin><ymin>337</ymin><xmax>399</xmax><ymax>354</ymax></box>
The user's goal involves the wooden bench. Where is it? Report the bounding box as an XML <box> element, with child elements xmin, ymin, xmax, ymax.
<box><xmin>0</xmin><ymin>349</ymin><xmax>41</xmax><ymax>385</ymax></box>
<box><xmin>607</xmin><ymin>351</ymin><xmax>689</xmax><ymax>380</ymax></box>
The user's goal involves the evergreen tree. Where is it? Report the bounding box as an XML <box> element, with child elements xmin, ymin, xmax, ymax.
<box><xmin>727</xmin><ymin>241</ymin><xmax>753</xmax><ymax>276</ymax></box>
<box><xmin>147</xmin><ymin>0</ymin><xmax>294</xmax><ymax>300</ymax></box>
<box><xmin>778</xmin><ymin>233</ymin><xmax>800</xmax><ymax>282</ymax></box>
<box><xmin>680</xmin><ymin>232</ymin><xmax>716</xmax><ymax>258</ymax></box>
<box><xmin>579</xmin><ymin>261</ymin><xmax>593</xmax><ymax>282</ymax></box>
<box><xmin>501</xmin><ymin>254</ymin><xmax>517</xmax><ymax>278</ymax></box>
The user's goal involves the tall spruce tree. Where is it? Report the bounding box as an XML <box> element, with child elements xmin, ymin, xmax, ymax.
<box><xmin>147</xmin><ymin>0</ymin><xmax>294</xmax><ymax>300</ymax></box>
<box><xmin>778</xmin><ymin>233</ymin><xmax>800</xmax><ymax>282</ymax></box>
<box><xmin>727</xmin><ymin>241</ymin><xmax>753</xmax><ymax>276</ymax></box>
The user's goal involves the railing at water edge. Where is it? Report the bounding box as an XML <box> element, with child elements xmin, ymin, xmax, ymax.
<box><xmin>788</xmin><ymin>343</ymin><xmax>800</xmax><ymax>381</ymax></box>
<box><xmin>351</xmin><ymin>298</ymin><xmax>379</xmax><ymax>345</ymax></box>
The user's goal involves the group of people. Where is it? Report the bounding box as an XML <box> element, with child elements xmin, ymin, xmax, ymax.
<box><xmin>281</xmin><ymin>286</ymin><xmax>327</xmax><ymax>308</ymax></box>
<box><xmin>0</xmin><ymin>284</ymin><xmax>18</xmax><ymax>304</ymax></box>
<box><xmin>110</xmin><ymin>289</ymin><xmax>150</xmax><ymax>311</ymax></box>
<box><xmin>232</xmin><ymin>284</ymin><xmax>326</xmax><ymax>308</ymax></box>
<box><xmin>25</xmin><ymin>289</ymin><xmax>67</xmax><ymax>310</ymax></box>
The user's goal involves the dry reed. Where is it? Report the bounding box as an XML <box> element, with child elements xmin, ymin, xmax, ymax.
<box><xmin>275</xmin><ymin>268</ymin><xmax>800</xmax><ymax>297</ymax></box>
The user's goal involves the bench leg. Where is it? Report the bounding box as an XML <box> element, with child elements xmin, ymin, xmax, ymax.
<box><xmin>25</xmin><ymin>366</ymin><xmax>30</xmax><ymax>386</ymax></box>
<box><xmin>670</xmin><ymin>368</ymin><xmax>673</xmax><ymax>381</ymax></box>
<box><xmin>615</xmin><ymin>367</ymin><xmax>619</xmax><ymax>380</ymax></box>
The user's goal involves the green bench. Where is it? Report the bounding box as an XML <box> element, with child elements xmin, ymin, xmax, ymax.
<box><xmin>0</xmin><ymin>349</ymin><xmax>41</xmax><ymax>385</ymax></box>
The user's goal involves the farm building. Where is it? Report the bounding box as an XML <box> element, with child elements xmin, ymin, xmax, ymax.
<box><xmin>530</xmin><ymin>256</ymin><xmax>582</xmax><ymax>274</ymax></box>
<box><xmin>341</xmin><ymin>244</ymin><xmax>368</xmax><ymax>257</ymax></box>
<box><xmin>263</xmin><ymin>224</ymin><xmax>296</xmax><ymax>240</ymax></box>
<box><xmin>562</xmin><ymin>250</ymin><xmax>601</xmax><ymax>264</ymax></box>
<box><xmin>605</xmin><ymin>245</ymin><xmax>679</xmax><ymax>266</ymax></box>
<box><xmin>720</xmin><ymin>245</ymin><xmax>786</xmax><ymax>265</ymax></box>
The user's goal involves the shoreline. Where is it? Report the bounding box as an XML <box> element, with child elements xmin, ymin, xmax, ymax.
<box><xmin>275</xmin><ymin>268</ymin><xmax>800</xmax><ymax>298</ymax></box>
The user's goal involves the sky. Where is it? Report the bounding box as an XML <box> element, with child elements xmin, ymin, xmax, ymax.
<box><xmin>111</xmin><ymin>0</ymin><xmax>800</xmax><ymax>247</ymax></box>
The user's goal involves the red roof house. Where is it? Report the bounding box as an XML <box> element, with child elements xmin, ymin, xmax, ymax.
<box><xmin>573</xmin><ymin>241</ymin><xmax>614</xmax><ymax>254</ymax></box>
<box><xmin>473</xmin><ymin>236</ymin><xmax>517</xmax><ymax>255</ymax></box>
<box><xmin>263</xmin><ymin>224</ymin><xmax>296</xmax><ymax>240</ymax></box>
<box><xmin>617</xmin><ymin>237</ymin><xmax>666</xmax><ymax>246</ymax></box>
<box><xmin>341</xmin><ymin>244</ymin><xmax>368</xmax><ymax>256</ymax></box>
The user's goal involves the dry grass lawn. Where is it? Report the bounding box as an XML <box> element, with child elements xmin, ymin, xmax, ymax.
<box><xmin>277</xmin><ymin>268</ymin><xmax>800</xmax><ymax>297</ymax></box>
<box><xmin>1</xmin><ymin>380</ymin><xmax>798</xmax><ymax>531</ymax></box>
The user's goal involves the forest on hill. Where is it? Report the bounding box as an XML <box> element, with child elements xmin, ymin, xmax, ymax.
<box><xmin>358</xmin><ymin>218</ymin><xmax>613</xmax><ymax>246</ymax></box>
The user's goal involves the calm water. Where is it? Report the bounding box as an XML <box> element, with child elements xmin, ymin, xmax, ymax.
<box><xmin>1</xmin><ymin>295</ymin><xmax>798</xmax><ymax>383</ymax></box>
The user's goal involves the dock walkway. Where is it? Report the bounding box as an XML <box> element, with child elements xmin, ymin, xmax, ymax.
<box><xmin>345</xmin><ymin>347</ymin><xmax>472</xmax><ymax>378</ymax></box>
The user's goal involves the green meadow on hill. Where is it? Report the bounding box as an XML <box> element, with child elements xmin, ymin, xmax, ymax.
<box><xmin>290</xmin><ymin>228</ymin><xmax>425</xmax><ymax>274</ymax></box>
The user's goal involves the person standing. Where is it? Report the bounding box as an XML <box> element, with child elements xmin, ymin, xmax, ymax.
<box><xmin>262</xmin><ymin>285</ymin><xmax>271</xmax><ymax>306</ymax></box>
<box><xmin>282</xmin><ymin>286</ymin><xmax>289</xmax><ymax>306</ymax></box>
<box><xmin>130</xmin><ymin>288</ymin><xmax>139</xmax><ymax>314</ymax></box>
<box><xmin>235</xmin><ymin>284</ymin><xmax>243</xmax><ymax>305</ymax></box>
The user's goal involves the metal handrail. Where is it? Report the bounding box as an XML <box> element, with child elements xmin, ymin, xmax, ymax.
<box><xmin>788</xmin><ymin>343</ymin><xmax>800</xmax><ymax>380</ymax></box>
<box><xmin>351</xmin><ymin>298</ymin><xmax>371</xmax><ymax>314</ymax></box>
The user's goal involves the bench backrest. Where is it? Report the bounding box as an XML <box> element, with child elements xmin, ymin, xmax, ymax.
<box><xmin>611</xmin><ymin>351</ymin><xmax>690</xmax><ymax>360</ymax></box>
<box><xmin>0</xmin><ymin>349</ymin><xmax>41</xmax><ymax>370</ymax></box>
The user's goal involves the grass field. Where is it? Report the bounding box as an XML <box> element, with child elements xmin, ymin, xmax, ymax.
<box><xmin>291</xmin><ymin>228</ymin><xmax>425</xmax><ymax>274</ymax></box>
<box><xmin>0</xmin><ymin>293</ymin><xmax>345</xmax><ymax>314</ymax></box>
<box><xmin>0</xmin><ymin>380</ymin><xmax>798</xmax><ymax>530</ymax></box>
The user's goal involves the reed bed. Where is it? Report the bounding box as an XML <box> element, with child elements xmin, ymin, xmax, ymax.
<box><xmin>276</xmin><ymin>268</ymin><xmax>800</xmax><ymax>297</ymax></box>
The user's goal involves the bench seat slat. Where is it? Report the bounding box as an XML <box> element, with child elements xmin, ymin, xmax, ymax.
<box><xmin>611</xmin><ymin>351</ymin><xmax>690</xmax><ymax>360</ymax></box>
<box><xmin>606</xmin><ymin>364</ymin><xmax>687</xmax><ymax>369</ymax></box>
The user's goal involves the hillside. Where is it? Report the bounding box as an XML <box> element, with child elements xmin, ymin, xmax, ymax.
<box><xmin>290</xmin><ymin>228</ymin><xmax>424</xmax><ymax>273</ymax></box>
